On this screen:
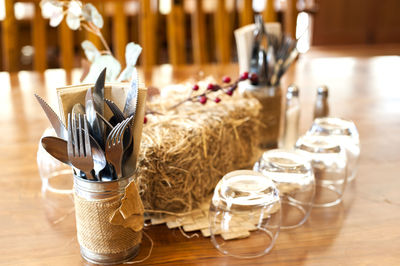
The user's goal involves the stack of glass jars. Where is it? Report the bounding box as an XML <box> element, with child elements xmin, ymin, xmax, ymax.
<box><xmin>208</xmin><ymin>117</ymin><xmax>360</xmax><ymax>258</ymax></box>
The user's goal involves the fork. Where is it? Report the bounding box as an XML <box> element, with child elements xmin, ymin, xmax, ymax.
<box><xmin>67</xmin><ymin>113</ymin><xmax>95</xmax><ymax>180</ymax></box>
<box><xmin>105</xmin><ymin>116</ymin><xmax>133</xmax><ymax>179</ymax></box>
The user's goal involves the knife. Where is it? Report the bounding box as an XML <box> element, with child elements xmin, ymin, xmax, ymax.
<box><xmin>85</xmin><ymin>68</ymin><xmax>106</xmax><ymax>148</ymax></box>
<box><xmin>34</xmin><ymin>94</ymin><xmax>68</xmax><ymax>140</ymax></box>
<box><xmin>123</xmin><ymin>68</ymin><xmax>139</xmax><ymax>119</ymax></box>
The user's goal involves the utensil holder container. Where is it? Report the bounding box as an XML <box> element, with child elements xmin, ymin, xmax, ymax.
<box><xmin>240</xmin><ymin>82</ymin><xmax>282</xmax><ymax>149</ymax></box>
<box><xmin>73</xmin><ymin>175</ymin><xmax>141</xmax><ymax>265</ymax></box>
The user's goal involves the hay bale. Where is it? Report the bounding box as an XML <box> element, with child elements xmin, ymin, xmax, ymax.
<box><xmin>135</xmin><ymin>87</ymin><xmax>263</xmax><ymax>213</ymax></box>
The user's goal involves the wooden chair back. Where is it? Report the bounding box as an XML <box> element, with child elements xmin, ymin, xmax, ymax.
<box><xmin>0</xmin><ymin>0</ymin><xmax>282</xmax><ymax>72</ymax></box>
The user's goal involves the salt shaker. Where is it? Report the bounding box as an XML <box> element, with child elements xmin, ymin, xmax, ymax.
<box><xmin>280</xmin><ymin>84</ymin><xmax>300</xmax><ymax>149</ymax></box>
<box><xmin>313</xmin><ymin>85</ymin><xmax>329</xmax><ymax>119</ymax></box>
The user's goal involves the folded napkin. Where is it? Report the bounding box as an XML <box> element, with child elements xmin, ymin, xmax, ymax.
<box><xmin>234</xmin><ymin>22</ymin><xmax>282</xmax><ymax>74</ymax></box>
<box><xmin>56</xmin><ymin>83</ymin><xmax>147</xmax><ymax>173</ymax></box>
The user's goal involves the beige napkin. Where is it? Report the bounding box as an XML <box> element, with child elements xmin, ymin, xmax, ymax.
<box><xmin>110</xmin><ymin>181</ymin><xmax>144</xmax><ymax>231</ymax></box>
<box><xmin>56</xmin><ymin>82</ymin><xmax>147</xmax><ymax>171</ymax></box>
<box><xmin>234</xmin><ymin>22</ymin><xmax>282</xmax><ymax>74</ymax></box>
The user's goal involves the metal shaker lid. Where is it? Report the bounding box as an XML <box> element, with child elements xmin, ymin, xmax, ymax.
<box><xmin>317</xmin><ymin>85</ymin><xmax>329</xmax><ymax>97</ymax></box>
<box><xmin>287</xmin><ymin>84</ymin><xmax>299</xmax><ymax>97</ymax></box>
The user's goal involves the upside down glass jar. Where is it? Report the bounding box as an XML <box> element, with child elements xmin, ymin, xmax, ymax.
<box><xmin>37</xmin><ymin>127</ymin><xmax>74</xmax><ymax>222</ymax></box>
<box><xmin>209</xmin><ymin>170</ymin><xmax>281</xmax><ymax>258</ymax></box>
<box><xmin>295</xmin><ymin>135</ymin><xmax>348</xmax><ymax>207</ymax></box>
<box><xmin>307</xmin><ymin>117</ymin><xmax>360</xmax><ymax>182</ymax></box>
<box><xmin>254</xmin><ymin>149</ymin><xmax>315</xmax><ymax>229</ymax></box>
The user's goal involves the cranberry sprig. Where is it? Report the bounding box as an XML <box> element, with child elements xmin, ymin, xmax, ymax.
<box><xmin>143</xmin><ymin>72</ymin><xmax>258</xmax><ymax>123</ymax></box>
<box><xmin>168</xmin><ymin>72</ymin><xmax>257</xmax><ymax>109</ymax></box>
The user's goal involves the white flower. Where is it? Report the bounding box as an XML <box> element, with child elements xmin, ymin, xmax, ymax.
<box><xmin>66</xmin><ymin>1</ymin><xmax>82</xmax><ymax>30</ymax></box>
<box><xmin>81</xmin><ymin>40</ymin><xmax>101</xmax><ymax>62</ymax></box>
<box><xmin>117</xmin><ymin>42</ymin><xmax>142</xmax><ymax>82</ymax></box>
<box><xmin>68</xmin><ymin>1</ymin><xmax>82</xmax><ymax>17</ymax></box>
<box><xmin>82</xmin><ymin>3</ymin><xmax>103</xmax><ymax>28</ymax></box>
<box><xmin>83</xmin><ymin>55</ymin><xmax>121</xmax><ymax>83</ymax></box>
<box><xmin>66</xmin><ymin>12</ymin><xmax>80</xmax><ymax>30</ymax></box>
<box><xmin>81</xmin><ymin>40</ymin><xmax>120</xmax><ymax>83</ymax></box>
<box><xmin>49</xmin><ymin>6</ymin><xmax>64</xmax><ymax>27</ymax></box>
<box><xmin>125</xmin><ymin>42</ymin><xmax>142</xmax><ymax>66</ymax></box>
<box><xmin>40</xmin><ymin>0</ymin><xmax>61</xmax><ymax>18</ymax></box>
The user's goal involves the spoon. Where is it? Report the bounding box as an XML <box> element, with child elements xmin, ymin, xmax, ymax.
<box><xmin>41</xmin><ymin>131</ymin><xmax>107</xmax><ymax>181</ymax></box>
<box><xmin>41</xmin><ymin>136</ymin><xmax>70</xmax><ymax>165</ymax></box>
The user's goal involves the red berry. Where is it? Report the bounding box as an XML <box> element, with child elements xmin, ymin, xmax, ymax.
<box><xmin>199</xmin><ymin>95</ymin><xmax>207</xmax><ymax>104</ymax></box>
<box><xmin>250</xmin><ymin>73</ymin><xmax>259</xmax><ymax>84</ymax></box>
<box><xmin>212</xmin><ymin>84</ymin><xmax>221</xmax><ymax>91</ymax></box>
<box><xmin>240</xmin><ymin>72</ymin><xmax>249</xmax><ymax>80</ymax></box>
<box><xmin>222</xmin><ymin>76</ymin><xmax>231</xmax><ymax>83</ymax></box>
<box><xmin>207</xmin><ymin>83</ymin><xmax>214</xmax><ymax>90</ymax></box>
<box><xmin>192</xmin><ymin>84</ymin><xmax>199</xmax><ymax>91</ymax></box>
<box><xmin>144</xmin><ymin>116</ymin><xmax>148</xmax><ymax>124</ymax></box>
<box><xmin>214</xmin><ymin>97</ymin><xmax>221</xmax><ymax>103</ymax></box>
<box><xmin>226</xmin><ymin>89</ymin><xmax>233</xmax><ymax>96</ymax></box>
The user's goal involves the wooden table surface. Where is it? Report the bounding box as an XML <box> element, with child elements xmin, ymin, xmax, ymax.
<box><xmin>1</xmin><ymin>45</ymin><xmax>400</xmax><ymax>265</ymax></box>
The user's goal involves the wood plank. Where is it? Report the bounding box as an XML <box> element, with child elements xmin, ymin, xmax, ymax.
<box><xmin>240</xmin><ymin>0</ymin><xmax>253</xmax><ymax>27</ymax></box>
<box><xmin>1</xmin><ymin>0</ymin><xmax>18</xmax><ymax>72</ymax></box>
<box><xmin>215</xmin><ymin>0</ymin><xmax>231</xmax><ymax>63</ymax></box>
<box><xmin>113</xmin><ymin>1</ymin><xmax>127</xmax><ymax>67</ymax></box>
<box><xmin>32</xmin><ymin>1</ymin><xmax>47</xmax><ymax>72</ymax></box>
<box><xmin>263</xmin><ymin>0</ymin><xmax>277</xmax><ymax>22</ymax></box>
<box><xmin>139</xmin><ymin>0</ymin><xmax>157</xmax><ymax>67</ymax></box>
<box><xmin>59</xmin><ymin>20</ymin><xmax>74</xmax><ymax>71</ymax></box>
<box><xmin>167</xmin><ymin>0</ymin><xmax>186</xmax><ymax>65</ymax></box>
<box><xmin>284</xmin><ymin>0</ymin><xmax>298</xmax><ymax>39</ymax></box>
<box><xmin>191</xmin><ymin>0</ymin><xmax>208</xmax><ymax>64</ymax></box>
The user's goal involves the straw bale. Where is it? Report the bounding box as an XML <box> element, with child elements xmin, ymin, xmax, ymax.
<box><xmin>135</xmin><ymin>86</ymin><xmax>264</xmax><ymax>212</ymax></box>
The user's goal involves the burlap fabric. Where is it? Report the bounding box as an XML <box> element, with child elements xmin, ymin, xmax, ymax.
<box><xmin>74</xmin><ymin>181</ymin><xmax>144</xmax><ymax>254</ymax></box>
<box><xmin>74</xmin><ymin>194</ymin><xmax>142</xmax><ymax>254</ymax></box>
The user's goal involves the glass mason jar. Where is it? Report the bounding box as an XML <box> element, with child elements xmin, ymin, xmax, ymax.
<box><xmin>254</xmin><ymin>149</ymin><xmax>315</xmax><ymax>229</ymax></box>
<box><xmin>209</xmin><ymin>170</ymin><xmax>281</xmax><ymax>258</ymax></box>
<box><xmin>295</xmin><ymin>135</ymin><xmax>348</xmax><ymax>207</ymax></box>
<box><xmin>74</xmin><ymin>174</ymin><xmax>141</xmax><ymax>265</ymax></box>
<box><xmin>240</xmin><ymin>82</ymin><xmax>282</xmax><ymax>149</ymax></box>
<box><xmin>307</xmin><ymin>117</ymin><xmax>360</xmax><ymax>182</ymax></box>
<box><xmin>37</xmin><ymin>127</ymin><xmax>74</xmax><ymax>222</ymax></box>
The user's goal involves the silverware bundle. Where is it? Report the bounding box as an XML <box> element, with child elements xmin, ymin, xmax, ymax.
<box><xmin>250</xmin><ymin>14</ymin><xmax>299</xmax><ymax>86</ymax></box>
<box><xmin>36</xmin><ymin>68</ymin><xmax>140</xmax><ymax>181</ymax></box>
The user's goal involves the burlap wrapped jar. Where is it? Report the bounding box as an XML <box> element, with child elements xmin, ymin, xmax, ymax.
<box><xmin>74</xmin><ymin>175</ymin><xmax>144</xmax><ymax>265</ymax></box>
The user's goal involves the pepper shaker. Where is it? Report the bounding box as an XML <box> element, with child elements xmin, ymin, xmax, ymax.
<box><xmin>313</xmin><ymin>85</ymin><xmax>329</xmax><ymax>119</ymax></box>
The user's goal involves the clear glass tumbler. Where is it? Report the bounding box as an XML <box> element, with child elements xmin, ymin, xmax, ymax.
<box><xmin>37</xmin><ymin>128</ymin><xmax>74</xmax><ymax>222</ymax></box>
<box><xmin>307</xmin><ymin>117</ymin><xmax>360</xmax><ymax>182</ymax></box>
<box><xmin>209</xmin><ymin>170</ymin><xmax>281</xmax><ymax>258</ymax></box>
<box><xmin>254</xmin><ymin>149</ymin><xmax>315</xmax><ymax>229</ymax></box>
<box><xmin>295</xmin><ymin>135</ymin><xmax>347</xmax><ymax>207</ymax></box>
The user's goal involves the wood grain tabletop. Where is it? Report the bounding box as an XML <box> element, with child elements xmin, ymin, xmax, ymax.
<box><xmin>1</xmin><ymin>45</ymin><xmax>400</xmax><ymax>265</ymax></box>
